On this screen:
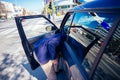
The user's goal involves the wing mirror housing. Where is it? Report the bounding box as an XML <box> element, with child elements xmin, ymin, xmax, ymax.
<box><xmin>45</xmin><ymin>26</ymin><xmax>56</xmax><ymax>31</ymax></box>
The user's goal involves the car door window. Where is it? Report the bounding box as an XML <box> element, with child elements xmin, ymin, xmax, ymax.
<box><xmin>92</xmin><ymin>22</ymin><xmax>120</xmax><ymax>80</ymax></box>
<box><xmin>64</xmin><ymin>12</ymin><xmax>118</xmax><ymax>73</ymax></box>
<box><xmin>69</xmin><ymin>12</ymin><xmax>108</xmax><ymax>48</ymax></box>
<box><xmin>15</xmin><ymin>15</ymin><xmax>57</xmax><ymax>70</ymax></box>
<box><xmin>22</xmin><ymin>17</ymin><xmax>55</xmax><ymax>39</ymax></box>
<box><xmin>79</xmin><ymin>12</ymin><xmax>118</xmax><ymax>71</ymax></box>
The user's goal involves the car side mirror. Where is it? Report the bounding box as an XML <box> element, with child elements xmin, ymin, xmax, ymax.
<box><xmin>45</xmin><ymin>26</ymin><xmax>56</xmax><ymax>31</ymax></box>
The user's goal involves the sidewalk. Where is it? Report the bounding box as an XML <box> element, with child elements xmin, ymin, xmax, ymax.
<box><xmin>52</xmin><ymin>15</ymin><xmax>65</xmax><ymax>28</ymax></box>
<box><xmin>54</xmin><ymin>15</ymin><xmax>65</xmax><ymax>21</ymax></box>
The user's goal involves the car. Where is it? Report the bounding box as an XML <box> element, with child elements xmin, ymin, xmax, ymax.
<box><xmin>0</xmin><ymin>18</ymin><xmax>5</xmax><ymax>22</ymax></box>
<box><xmin>15</xmin><ymin>0</ymin><xmax>120</xmax><ymax>80</ymax></box>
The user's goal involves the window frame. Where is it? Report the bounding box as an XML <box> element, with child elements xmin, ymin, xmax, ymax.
<box><xmin>15</xmin><ymin>15</ymin><xmax>58</xmax><ymax>70</ymax></box>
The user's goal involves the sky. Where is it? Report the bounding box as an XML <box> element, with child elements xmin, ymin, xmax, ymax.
<box><xmin>1</xmin><ymin>0</ymin><xmax>44</xmax><ymax>11</ymax></box>
<box><xmin>1</xmin><ymin>0</ymin><xmax>94</xmax><ymax>11</ymax></box>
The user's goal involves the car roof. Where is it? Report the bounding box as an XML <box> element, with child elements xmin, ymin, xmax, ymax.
<box><xmin>72</xmin><ymin>0</ymin><xmax>120</xmax><ymax>10</ymax></box>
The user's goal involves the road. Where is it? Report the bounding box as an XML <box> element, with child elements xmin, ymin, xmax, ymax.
<box><xmin>0</xmin><ymin>16</ymin><xmax>64</xmax><ymax>80</ymax></box>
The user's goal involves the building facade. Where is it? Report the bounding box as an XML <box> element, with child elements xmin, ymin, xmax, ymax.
<box><xmin>54</xmin><ymin>0</ymin><xmax>77</xmax><ymax>15</ymax></box>
<box><xmin>0</xmin><ymin>1</ymin><xmax>33</xmax><ymax>19</ymax></box>
<box><xmin>0</xmin><ymin>1</ymin><xmax>14</xmax><ymax>18</ymax></box>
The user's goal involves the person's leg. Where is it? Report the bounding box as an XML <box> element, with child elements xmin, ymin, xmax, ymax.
<box><xmin>52</xmin><ymin>58</ymin><xmax>59</xmax><ymax>72</ymax></box>
<box><xmin>48</xmin><ymin>13</ymin><xmax>51</xmax><ymax>20</ymax></box>
<box><xmin>33</xmin><ymin>53</ymin><xmax>57</xmax><ymax>80</ymax></box>
<box><xmin>41</xmin><ymin>60</ymin><xmax>57</xmax><ymax>80</ymax></box>
<box><xmin>52</xmin><ymin>51</ymin><xmax>61</xmax><ymax>72</ymax></box>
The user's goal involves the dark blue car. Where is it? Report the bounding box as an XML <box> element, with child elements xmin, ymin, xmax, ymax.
<box><xmin>15</xmin><ymin>0</ymin><xmax>120</xmax><ymax>80</ymax></box>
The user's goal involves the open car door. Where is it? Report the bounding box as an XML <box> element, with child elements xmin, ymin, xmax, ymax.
<box><xmin>15</xmin><ymin>15</ymin><xmax>58</xmax><ymax>70</ymax></box>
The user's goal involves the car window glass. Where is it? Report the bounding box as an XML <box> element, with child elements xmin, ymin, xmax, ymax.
<box><xmin>72</xmin><ymin>12</ymin><xmax>114</xmax><ymax>30</ymax></box>
<box><xmin>92</xmin><ymin>22</ymin><xmax>120</xmax><ymax>80</ymax></box>
<box><xmin>67</xmin><ymin>12</ymin><xmax>117</xmax><ymax>73</ymax></box>
<box><xmin>81</xmin><ymin>14</ymin><xmax>118</xmax><ymax>75</ymax></box>
<box><xmin>70</xmin><ymin>27</ymin><xmax>96</xmax><ymax>47</ymax></box>
<box><xmin>69</xmin><ymin>12</ymin><xmax>115</xmax><ymax>47</ymax></box>
<box><xmin>22</xmin><ymin>17</ymin><xmax>55</xmax><ymax>39</ymax></box>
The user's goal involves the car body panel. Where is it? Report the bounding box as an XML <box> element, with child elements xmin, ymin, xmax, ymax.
<box><xmin>76</xmin><ymin>0</ymin><xmax>120</xmax><ymax>9</ymax></box>
<box><xmin>0</xmin><ymin>18</ymin><xmax>6</xmax><ymax>22</ymax></box>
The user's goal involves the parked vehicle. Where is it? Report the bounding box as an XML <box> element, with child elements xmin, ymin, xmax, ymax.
<box><xmin>15</xmin><ymin>0</ymin><xmax>120</xmax><ymax>80</ymax></box>
<box><xmin>0</xmin><ymin>18</ymin><xmax>5</xmax><ymax>22</ymax></box>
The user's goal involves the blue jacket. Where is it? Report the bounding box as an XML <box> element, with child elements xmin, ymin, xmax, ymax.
<box><xmin>34</xmin><ymin>33</ymin><xmax>62</xmax><ymax>64</ymax></box>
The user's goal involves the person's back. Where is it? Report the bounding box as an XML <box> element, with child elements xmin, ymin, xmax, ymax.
<box><xmin>33</xmin><ymin>33</ymin><xmax>62</xmax><ymax>80</ymax></box>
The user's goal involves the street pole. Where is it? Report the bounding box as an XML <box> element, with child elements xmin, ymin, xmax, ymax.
<box><xmin>44</xmin><ymin>0</ymin><xmax>47</xmax><ymax>17</ymax></box>
<box><xmin>0</xmin><ymin>1</ymin><xmax>1</xmax><ymax>17</ymax></box>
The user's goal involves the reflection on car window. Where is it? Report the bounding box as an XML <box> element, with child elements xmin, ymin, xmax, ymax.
<box><xmin>65</xmin><ymin>13</ymin><xmax>74</xmax><ymax>26</ymax></box>
<box><xmin>72</xmin><ymin>12</ymin><xmax>98</xmax><ymax>29</ymax></box>
<box><xmin>72</xmin><ymin>12</ymin><xmax>114</xmax><ymax>30</ymax></box>
<box><xmin>67</xmin><ymin>12</ymin><xmax>117</xmax><ymax>74</ymax></box>
<box><xmin>70</xmin><ymin>27</ymin><xmax>96</xmax><ymax>47</ymax></box>
<box><xmin>93</xmin><ymin>22</ymin><xmax>120</xmax><ymax>80</ymax></box>
<box><xmin>81</xmin><ymin>13</ymin><xmax>117</xmax><ymax>73</ymax></box>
